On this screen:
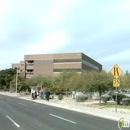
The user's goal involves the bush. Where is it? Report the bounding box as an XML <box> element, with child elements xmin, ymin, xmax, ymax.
<box><xmin>56</xmin><ymin>92</ymin><xmax>66</xmax><ymax>95</ymax></box>
<box><xmin>76</xmin><ymin>95</ymin><xmax>88</xmax><ymax>102</ymax></box>
<box><xmin>58</xmin><ymin>94</ymin><xmax>63</xmax><ymax>100</ymax></box>
<box><xmin>112</xmin><ymin>93</ymin><xmax>128</xmax><ymax>105</ymax></box>
<box><xmin>122</xmin><ymin>98</ymin><xmax>130</xmax><ymax>106</ymax></box>
<box><xmin>101</xmin><ymin>95</ymin><xmax>111</xmax><ymax>103</ymax></box>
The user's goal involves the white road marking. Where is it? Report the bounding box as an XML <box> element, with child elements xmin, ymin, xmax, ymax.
<box><xmin>50</xmin><ymin>114</ymin><xmax>76</xmax><ymax>124</ymax></box>
<box><xmin>19</xmin><ymin>103</ymin><xmax>27</xmax><ymax>106</ymax></box>
<box><xmin>7</xmin><ymin>99</ymin><xmax>11</xmax><ymax>101</ymax></box>
<box><xmin>6</xmin><ymin>115</ymin><xmax>20</xmax><ymax>127</ymax></box>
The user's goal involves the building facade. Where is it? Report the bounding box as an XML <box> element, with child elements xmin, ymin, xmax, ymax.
<box><xmin>12</xmin><ymin>52</ymin><xmax>102</xmax><ymax>78</ymax></box>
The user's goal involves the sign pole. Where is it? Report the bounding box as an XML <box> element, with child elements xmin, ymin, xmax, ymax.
<box><xmin>115</xmin><ymin>87</ymin><xmax>117</xmax><ymax>112</ymax></box>
<box><xmin>110</xmin><ymin>64</ymin><xmax>123</xmax><ymax>113</ymax></box>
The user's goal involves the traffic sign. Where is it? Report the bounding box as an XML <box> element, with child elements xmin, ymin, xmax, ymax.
<box><xmin>113</xmin><ymin>79</ymin><xmax>120</xmax><ymax>87</ymax></box>
<box><xmin>110</xmin><ymin>64</ymin><xmax>123</xmax><ymax>78</ymax></box>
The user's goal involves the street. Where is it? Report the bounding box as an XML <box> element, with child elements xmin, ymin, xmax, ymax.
<box><xmin>0</xmin><ymin>94</ymin><xmax>118</xmax><ymax>130</ymax></box>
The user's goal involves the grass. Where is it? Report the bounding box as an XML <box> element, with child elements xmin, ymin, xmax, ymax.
<box><xmin>104</xmin><ymin>104</ymin><xmax>130</xmax><ymax>109</ymax></box>
<box><xmin>92</xmin><ymin>101</ymin><xmax>130</xmax><ymax>110</ymax></box>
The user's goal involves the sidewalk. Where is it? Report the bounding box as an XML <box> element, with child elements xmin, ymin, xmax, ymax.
<box><xmin>0</xmin><ymin>92</ymin><xmax>130</xmax><ymax>121</ymax></box>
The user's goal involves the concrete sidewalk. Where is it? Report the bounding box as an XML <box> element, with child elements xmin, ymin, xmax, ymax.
<box><xmin>0</xmin><ymin>92</ymin><xmax>130</xmax><ymax>121</ymax></box>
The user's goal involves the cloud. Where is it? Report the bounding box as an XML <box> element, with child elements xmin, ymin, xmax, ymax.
<box><xmin>98</xmin><ymin>49</ymin><xmax>130</xmax><ymax>71</ymax></box>
<box><xmin>42</xmin><ymin>0</ymin><xmax>79</xmax><ymax>29</ymax></box>
<box><xmin>0</xmin><ymin>0</ymin><xmax>130</xmax><ymax>72</ymax></box>
<box><xmin>25</xmin><ymin>30</ymin><xmax>67</xmax><ymax>54</ymax></box>
<box><xmin>0</xmin><ymin>0</ymin><xmax>11</xmax><ymax>16</ymax></box>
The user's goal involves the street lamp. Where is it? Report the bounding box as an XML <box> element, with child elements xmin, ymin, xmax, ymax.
<box><xmin>11</xmin><ymin>63</ymin><xmax>18</xmax><ymax>93</ymax></box>
<box><xmin>15</xmin><ymin>67</ymin><xmax>18</xmax><ymax>93</ymax></box>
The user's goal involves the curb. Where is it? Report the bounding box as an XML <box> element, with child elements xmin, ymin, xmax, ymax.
<box><xmin>0</xmin><ymin>92</ymin><xmax>129</xmax><ymax>121</ymax></box>
<box><xmin>19</xmin><ymin>97</ymin><xmax>120</xmax><ymax>121</ymax></box>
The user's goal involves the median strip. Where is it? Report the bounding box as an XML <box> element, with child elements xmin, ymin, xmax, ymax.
<box><xmin>6</xmin><ymin>115</ymin><xmax>20</xmax><ymax>127</ymax></box>
<box><xmin>50</xmin><ymin>114</ymin><xmax>76</xmax><ymax>124</ymax></box>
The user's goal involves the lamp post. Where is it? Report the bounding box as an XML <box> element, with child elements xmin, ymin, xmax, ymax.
<box><xmin>10</xmin><ymin>63</ymin><xmax>18</xmax><ymax>93</ymax></box>
<box><xmin>15</xmin><ymin>67</ymin><xmax>18</xmax><ymax>93</ymax></box>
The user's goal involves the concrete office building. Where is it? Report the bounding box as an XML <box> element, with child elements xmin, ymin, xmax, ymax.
<box><xmin>12</xmin><ymin>52</ymin><xmax>102</xmax><ymax>78</ymax></box>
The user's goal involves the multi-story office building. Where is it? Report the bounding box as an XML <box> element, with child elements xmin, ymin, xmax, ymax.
<box><xmin>12</xmin><ymin>52</ymin><xmax>102</xmax><ymax>78</ymax></box>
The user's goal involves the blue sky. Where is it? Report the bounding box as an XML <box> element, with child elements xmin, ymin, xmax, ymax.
<box><xmin>0</xmin><ymin>0</ymin><xmax>130</xmax><ymax>73</ymax></box>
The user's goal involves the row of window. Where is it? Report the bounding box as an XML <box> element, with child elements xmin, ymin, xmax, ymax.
<box><xmin>54</xmin><ymin>59</ymin><xmax>99</xmax><ymax>70</ymax></box>
<box><xmin>53</xmin><ymin>69</ymin><xmax>87</xmax><ymax>72</ymax></box>
<box><xmin>24</xmin><ymin>59</ymin><xmax>99</xmax><ymax>74</ymax></box>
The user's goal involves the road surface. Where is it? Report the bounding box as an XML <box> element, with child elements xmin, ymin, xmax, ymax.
<box><xmin>0</xmin><ymin>94</ymin><xmax>118</xmax><ymax>130</ymax></box>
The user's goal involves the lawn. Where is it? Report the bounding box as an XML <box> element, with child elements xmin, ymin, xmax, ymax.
<box><xmin>104</xmin><ymin>104</ymin><xmax>130</xmax><ymax>109</ymax></box>
<box><xmin>91</xmin><ymin>101</ymin><xmax>130</xmax><ymax>110</ymax></box>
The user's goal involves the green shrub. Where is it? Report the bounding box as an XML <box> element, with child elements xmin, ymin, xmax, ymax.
<box><xmin>56</xmin><ymin>92</ymin><xmax>66</xmax><ymax>95</ymax></box>
<box><xmin>76</xmin><ymin>95</ymin><xmax>88</xmax><ymax>102</ymax></box>
<box><xmin>112</xmin><ymin>93</ymin><xmax>128</xmax><ymax>105</ymax></box>
<box><xmin>58</xmin><ymin>94</ymin><xmax>63</xmax><ymax>100</ymax></box>
<box><xmin>101</xmin><ymin>95</ymin><xmax>111</xmax><ymax>103</ymax></box>
<box><xmin>122</xmin><ymin>98</ymin><xmax>130</xmax><ymax>106</ymax></box>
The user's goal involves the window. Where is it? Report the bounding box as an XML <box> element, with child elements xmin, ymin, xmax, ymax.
<box><xmin>54</xmin><ymin>59</ymin><xmax>81</xmax><ymax>63</ymax></box>
<box><xmin>53</xmin><ymin>68</ymin><xmax>81</xmax><ymax>72</ymax></box>
<box><xmin>82</xmin><ymin>60</ymin><xmax>99</xmax><ymax>70</ymax></box>
<box><xmin>26</xmin><ymin>69</ymin><xmax>34</xmax><ymax>74</ymax></box>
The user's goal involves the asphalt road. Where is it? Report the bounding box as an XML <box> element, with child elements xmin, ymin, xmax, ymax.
<box><xmin>0</xmin><ymin>94</ymin><xmax>119</xmax><ymax>130</ymax></box>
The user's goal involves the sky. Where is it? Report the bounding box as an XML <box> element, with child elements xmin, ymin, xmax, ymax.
<box><xmin>0</xmin><ymin>0</ymin><xmax>130</xmax><ymax>73</ymax></box>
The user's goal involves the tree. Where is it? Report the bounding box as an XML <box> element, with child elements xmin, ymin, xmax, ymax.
<box><xmin>50</xmin><ymin>71</ymin><xmax>78</xmax><ymax>95</ymax></box>
<box><xmin>87</xmin><ymin>70</ymin><xmax>113</xmax><ymax>105</ymax></box>
<box><xmin>50</xmin><ymin>70</ymin><xmax>113</xmax><ymax>102</ymax></box>
<box><xmin>122</xmin><ymin>74</ymin><xmax>130</xmax><ymax>90</ymax></box>
<box><xmin>0</xmin><ymin>68</ymin><xmax>16</xmax><ymax>90</ymax></box>
<box><xmin>10</xmin><ymin>74</ymin><xmax>28</xmax><ymax>92</ymax></box>
<box><xmin>25</xmin><ymin>75</ymin><xmax>52</xmax><ymax>91</ymax></box>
